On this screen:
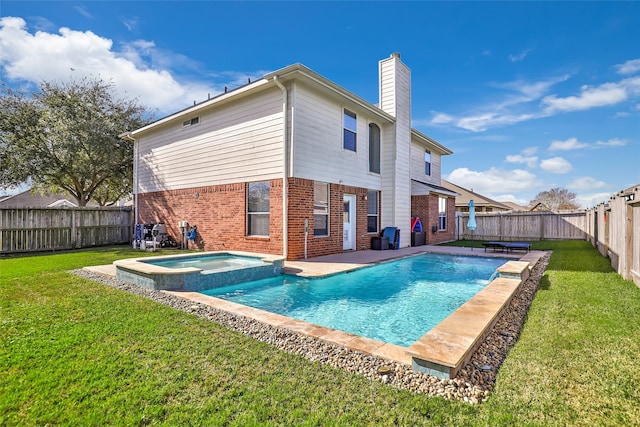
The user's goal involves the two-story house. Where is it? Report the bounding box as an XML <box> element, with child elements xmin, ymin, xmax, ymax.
<box><xmin>121</xmin><ymin>53</ymin><xmax>457</xmax><ymax>260</ymax></box>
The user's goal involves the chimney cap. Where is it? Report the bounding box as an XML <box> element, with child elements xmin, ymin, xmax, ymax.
<box><xmin>391</xmin><ymin>52</ymin><xmax>401</xmax><ymax>59</ymax></box>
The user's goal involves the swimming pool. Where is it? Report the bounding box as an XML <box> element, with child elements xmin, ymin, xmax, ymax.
<box><xmin>201</xmin><ymin>253</ymin><xmax>506</xmax><ymax>347</ymax></box>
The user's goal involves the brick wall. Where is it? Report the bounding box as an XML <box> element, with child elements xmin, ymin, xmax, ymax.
<box><xmin>287</xmin><ymin>178</ymin><xmax>373</xmax><ymax>259</ymax></box>
<box><xmin>411</xmin><ymin>194</ymin><xmax>456</xmax><ymax>245</ymax></box>
<box><xmin>138</xmin><ymin>178</ymin><xmax>375</xmax><ymax>260</ymax></box>
<box><xmin>137</xmin><ymin>179</ymin><xmax>283</xmax><ymax>255</ymax></box>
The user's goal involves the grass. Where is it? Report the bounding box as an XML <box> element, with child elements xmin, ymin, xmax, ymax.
<box><xmin>1</xmin><ymin>242</ymin><xmax>639</xmax><ymax>425</ymax></box>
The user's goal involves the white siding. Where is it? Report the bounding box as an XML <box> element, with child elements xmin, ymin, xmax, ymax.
<box><xmin>291</xmin><ymin>83</ymin><xmax>383</xmax><ymax>190</ymax></box>
<box><xmin>379</xmin><ymin>54</ymin><xmax>412</xmax><ymax>244</ymax></box>
<box><xmin>379</xmin><ymin>59</ymin><xmax>397</xmax><ymax>116</ymax></box>
<box><xmin>410</xmin><ymin>140</ymin><xmax>442</xmax><ymax>185</ymax></box>
<box><xmin>137</xmin><ymin>88</ymin><xmax>284</xmax><ymax>192</ymax></box>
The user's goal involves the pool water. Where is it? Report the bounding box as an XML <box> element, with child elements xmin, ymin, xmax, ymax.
<box><xmin>141</xmin><ymin>254</ymin><xmax>267</xmax><ymax>272</ymax></box>
<box><xmin>201</xmin><ymin>253</ymin><xmax>506</xmax><ymax>347</ymax></box>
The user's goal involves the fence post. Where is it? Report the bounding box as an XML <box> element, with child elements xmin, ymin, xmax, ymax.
<box><xmin>71</xmin><ymin>209</ymin><xmax>77</xmax><ymax>248</ymax></box>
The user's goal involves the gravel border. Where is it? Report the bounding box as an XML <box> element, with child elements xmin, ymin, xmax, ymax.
<box><xmin>71</xmin><ymin>252</ymin><xmax>549</xmax><ymax>404</ymax></box>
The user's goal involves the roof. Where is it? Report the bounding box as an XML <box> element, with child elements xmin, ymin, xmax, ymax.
<box><xmin>0</xmin><ymin>189</ymin><xmax>79</xmax><ymax>208</ymax></box>
<box><xmin>441</xmin><ymin>180</ymin><xmax>512</xmax><ymax>210</ymax></box>
<box><xmin>123</xmin><ymin>61</ymin><xmax>452</xmax><ymax>155</ymax></box>
<box><xmin>411</xmin><ymin>179</ymin><xmax>459</xmax><ymax>197</ymax></box>
<box><xmin>500</xmin><ymin>201</ymin><xmax>528</xmax><ymax>211</ymax></box>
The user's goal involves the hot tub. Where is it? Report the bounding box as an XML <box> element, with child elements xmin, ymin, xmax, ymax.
<box><xmin>114</xmin><ymin>251</ymin><xmax>285</xmax><ymax>291</ymax></box>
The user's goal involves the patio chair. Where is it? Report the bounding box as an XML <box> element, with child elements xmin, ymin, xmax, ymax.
<box><xmin>381</xmin><ymin>227</ymin><xmax>400</xmax><ymax>250</ymax></box>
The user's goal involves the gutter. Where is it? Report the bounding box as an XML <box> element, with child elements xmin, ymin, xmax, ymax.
<box><xmin>272</xmin><ymin>76</ymin><xmax>289</xmax><ymax>259</ymax></box>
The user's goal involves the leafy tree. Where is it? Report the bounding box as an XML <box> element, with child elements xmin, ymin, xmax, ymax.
<box><xmin>529</xmin><ymin>187</ymin><xmax>580</xmax><ymax>211</ymax></box>
<box><xmin>0</xmin><ymin>77</ymin><xmax>152</xmax><ymax>206</ymax></box>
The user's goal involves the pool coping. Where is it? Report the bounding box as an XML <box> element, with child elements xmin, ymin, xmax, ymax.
<box><xmin>113</xmin><ymin>250</ymin><xmax>285</xmax><ymax>276</ymax></box>
<box><xmin>151</xmin><ymin>247</ymin><xmax>546</xmax><ymax>379</ymax></box>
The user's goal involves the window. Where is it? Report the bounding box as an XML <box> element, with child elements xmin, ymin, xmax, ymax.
<box><xmin>182</xmin><ymin>117</ymin><xmax>199</xmax><ymax>127</ymax></box>
<box><xmin>343</xmin><ymin>109</ymin><xmax>357</xmax><ymax>152</ymax></box>
<box><xmin>425</xmin><ymin>150</ymin><xmax>431</xmax><ymax>176</ymax></box>
<box><xmin>367</xmin><ymin>190</ymin><xmax>379</xmax><ymax>233</ymax></box>
<box><xmin>438</xmin><ymin>196</ymin><xmax>447</xmax><ymax>231</ymax></box>
<box><xmin>247</xmin><ymin>181</ymin><xmax>270</xmax><ymax>236</ymax></box>
<box><xmin>369</xmin><ymin>123</ymin><xmax>380</xmax><ymax>173</ymax></box>
<box><xmin>314</xmin><ymin>182</ymin><xmax>329</xmax><ymax>236</ymax></box>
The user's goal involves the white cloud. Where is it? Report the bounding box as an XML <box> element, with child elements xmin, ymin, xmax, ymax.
<box><xmin>74</xmin><ymin>6</ymin><xmax>93</xmax><ymax>19</ymax></box>
<box><xmin>0</xmin><ymin>17</ymin><xmax>250</xmax><ymax>114</ymax></box>
<box><xmin>595</xmin><ymin>138</ymin><xmax>627</xmax><ymax>147</ymax></box>
<box><xmin>540</xmin><ymin>157</ymin><xmax>572</xmax><ymax>174</ymax></box>
<box><xmin>508</xmin><ymin>48</ymin><xmax>532</xmax><ymax>62</ymax></box>
<box><xmin>542</xmin><ymin>76</ymin><xmax>640</xmax><ymax>114</ymax></box>
<box><xmin>455</xmin><ymin>112</ymin><xmax>537</xmax><ymax>132</ymax></box>
<box><xmin>616</xmin><ymin>58</ymin><xmax>640</xmax><ymax>75</ymax></box>
<box><xmin>549</xmin><ymin>137</ymin><xmax>589</xmax><ymax>151</ymax></box>
<box><xmin>446</xmin><ymin>167</ymin><xmax>541</xmax><ymax>194</ymax></box>
<box><xmin>427</xmin><ymin>75</ymin><xmax>569</xmax><ymax>132</ymax></box>
<box><xmin>522</xmin><ymin>146</ymin><xmax>538</xmax><ymax>156</ymax></box>
<box><xmin>542</xmin><ymin>82</ymin><xmax>627</xmax><ymax>113</ymax></box>
<box><xmin>576</xmin><ymin>192</ymin><xmax>613</xmax><ymax>209</ymax></box>
<box><xmin>505</xmin><ymin>154</ymin><xmax>538</xmax><ymax>168</ymax></box>
<box><xmin>123</xmin><ymin>17</ymin><xmax>139</xmax><ymax>32</ymax></box>
<box><xmin>430</xmin><ymin>111</ymin><xmax>454</xmax><ymax>124</ymax></box>
<box><xmin>493</xmin><ymin>194</ymin><xmax>530</xmax><ymax>206</ymax></box>
<box><xmin>567</xmin><ymin>177</ymin><xmax>607</xmax><ymax>191</ymax></box>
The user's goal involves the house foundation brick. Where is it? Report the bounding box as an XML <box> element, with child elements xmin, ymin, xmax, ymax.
<box><xmin>137</xmin><ymin>178</ymin><xmax>378</xmax><ymax>260</ymax></box>
<box><xmin>411</xmin><ymin>194</ymin><xmax>455</xmax><ymax>244</ymax></box>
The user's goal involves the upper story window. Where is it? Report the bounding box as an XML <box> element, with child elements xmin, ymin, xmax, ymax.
<box><xmin>314</xmin><ymin>182</ymin><xmax>329</xmax><ymax>236</ymax></box>
<box><xmin>182</xmin><ymin>117</ymin><xmax>199</xmax><ymax>127</ymax></box>
<box><xmin>425</xmin><ymin>150</ymin><xmax>431</xmax><ymax>176</ymax></box>
<box><xmin>343</xmin><ymin>109</ymin><xmax>357</xmax><ymax>152</ymax></box>
<box><xmin>247</xmin><ymin>181</ymin><xmax>270</xmax><ymax>236</ymax></box>
<box><xmin>369</xmin><ymin>123</ymin><xmax>380</xmax><ymax>174</ymax></box>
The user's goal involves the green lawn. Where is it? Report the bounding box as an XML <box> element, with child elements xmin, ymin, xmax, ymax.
<box><xmin>1</xmin><ymin>242</ymin><xmax>639</xmax><ymax>426</ymax></box>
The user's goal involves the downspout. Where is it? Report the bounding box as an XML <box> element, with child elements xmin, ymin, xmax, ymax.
<box><xmin>273</xmin><ymin>76</ymin><xmax>289</xmax><ymax>259</ymax></box>
<box><xmin>120</xmin><ymin>132</ymin><xmax>138</xmax><ymax>244</ymax></box>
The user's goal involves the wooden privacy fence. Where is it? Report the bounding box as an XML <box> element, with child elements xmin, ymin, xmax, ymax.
<box><xmin>585</xmin><ymin>186</ymin><xmax>640</xmax><ymax>287</ymax></box>
<box><xmin>0</xmin><ymin>207</ymin><xmax>133</xmax><ymax>254</ymax></box>
<box><xmin>456</xmin><ymin>211</ymin><xmax>587</xmax><ymax>242</ymax></box>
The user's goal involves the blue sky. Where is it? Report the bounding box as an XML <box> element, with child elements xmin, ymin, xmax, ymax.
<box><xmin>1</xmin><ymin>1</ymin><xmax>639</xmax><ymax>208</ymax></box>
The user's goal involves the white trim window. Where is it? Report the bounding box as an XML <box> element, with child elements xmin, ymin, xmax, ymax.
<box><xmin>425</xmin><ymin>150</ymin><xmax>431</xmax><ymax>176</ymax></box>
<box><xmin>369</xmin><ymin>123</ymin><xmax>380</xmax><ymax>173</ymax></box>
<box><xmin>247</xmin><ymin>181</ymin><xmax>270</xmax><ymax>236</ymax></box>
<box><xmin>343</xmin><ymin>109</ymin><xmax>357</xmax><ymax>152</ymax></box>
<box><xmin>438</xmin><ymin>196</ymin><xmax>447</xmax><ymax>231</ymax></box>
<box><xmin>314</xmin><ymin>181</ymin><xmax>329</xmax><ymax>236</ymax></box>
<box><xmin>367</xmin><ymin>189</ymin><xmax>379</xmax><ymax>233</ymax></box>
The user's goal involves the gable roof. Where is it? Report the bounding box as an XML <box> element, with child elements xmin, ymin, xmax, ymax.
<box><xmin>0</xmin><ymin>189</ymin><xmax>79</xmax><ymax>208</ymax></box>
<box><xmin>122</xmin><ymin>62</ymin><xmax>453</xmax><ymax>156</ymax></box>
<box><xmin>441</xmin><ymin>180</ymin><xmax>512</xmax><ymax>211</ymax></box>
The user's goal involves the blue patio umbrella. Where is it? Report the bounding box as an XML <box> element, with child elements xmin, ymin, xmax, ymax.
<box><xmin>467</xmin><ymin>200</ymin><xmax>477</xmax><ymax>231</ymax></box>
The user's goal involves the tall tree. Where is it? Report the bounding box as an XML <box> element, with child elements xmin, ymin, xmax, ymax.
<box><xmin>529</xmin><ymin>187</ymin><xmax>581</xmax><ymax>211</ymax></box>
<box><xmin>0</xmin><ymin>77</ymin><xmax>152</xmax><ymax>206</ymax></box>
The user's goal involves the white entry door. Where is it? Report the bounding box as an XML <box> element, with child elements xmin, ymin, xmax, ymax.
<box><xmin>343</xmin><ymin>194</ymin><xmax>356</xmax><ymax>251</ymax></box>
